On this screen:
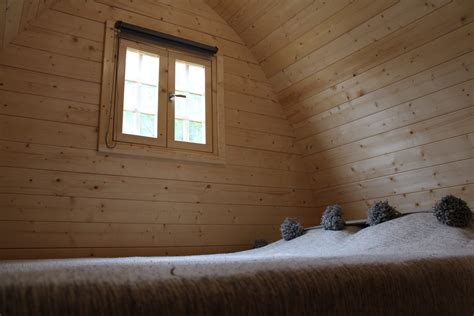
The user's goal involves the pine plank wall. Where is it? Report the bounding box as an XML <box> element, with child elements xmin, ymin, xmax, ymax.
<box><xmin>0</xmin><ymin>0</ymin><xmax>316</xmax><ymax>259</ymax></box>
<box><xmin>0</xmin><ymin>0</ymin><xmax>473</xmax><ymax>259</ymax></box>
<box><xmin>209</xmin><ymin>0</ymin><xmax>474</xmax><ymax>219</ymax></box>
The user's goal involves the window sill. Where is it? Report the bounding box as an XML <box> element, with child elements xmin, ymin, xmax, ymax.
<box><xmin>98</xmin><ymin>141</ymin><xmax>226</xmax><ymax>164</ymax></box>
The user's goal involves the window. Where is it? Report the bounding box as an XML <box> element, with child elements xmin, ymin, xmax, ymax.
<box><xmin>98</xmin><ymin>21</ymin><xmax>225</xmax><ymax>163</ymax></box>
<box><xmin>168</xmin><ymin>52</ymin><xmax>212</xmax><ymax>152</ymax></box>
<box><xmin>116</xmin><ymin>41</ymin><xmax>167</xmax><ymax>146</ymax></box>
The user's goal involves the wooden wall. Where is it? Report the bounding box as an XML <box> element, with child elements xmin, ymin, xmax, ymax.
<box><xmin>2</xmin><ymin>0</ymin><xmax>473</xmax><ymax>259</ymax></box>
<box><xmin>209</xmin><ymin>0</ymin><xmax>474</xmax><ymax>219</ymax></box>
<box><xmin>0</xmin><ymin>0</ymin><xmax>318</xmax><ymax>259</ymax></box>
<box><xmin>0</xmin><ymin>0</ymin><xmax>55</xmax><ymax>48</ymax></box>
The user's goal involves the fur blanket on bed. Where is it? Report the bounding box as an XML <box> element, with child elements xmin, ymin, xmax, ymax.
<box><xmin>0</xmin><ymin>213</ymin><xmax>473</xmax><ymax>315</ymax></box>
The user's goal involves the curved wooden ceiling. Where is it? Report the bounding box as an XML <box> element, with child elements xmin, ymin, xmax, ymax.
<box><xmin>206</xmin><ymin>0</ymin><xmax>474</xmax><ymax>216</ymax></box>
<box><xmin>207</xmin><ymin>0</ymin><xmax>417</xmax><ymax>124</ymax></box>
<box><xmin>205</xmin><ymin>0</ymin><xmax>465</xmax><ymax>117</ymax></box>
<box><xmin>0</xmin><ymin>0</ymin><xmax>58</xmax><ymax>49</ymax></box>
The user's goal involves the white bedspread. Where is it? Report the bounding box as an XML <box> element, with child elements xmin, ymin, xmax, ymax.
<box><xmin>1</xmin><ymin>213</ymin><xmax>473</xmax><ymax>315</ymax></box>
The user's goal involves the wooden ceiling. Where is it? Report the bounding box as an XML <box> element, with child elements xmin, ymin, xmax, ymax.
<box><xmin>205</xmin><ymin>0</ymin><xmax>460</xmax><ymax>120</ymax></box>
<box><xmin>206</xmin><ymin>0</ymin><xmax>474</xmax><ymax>217</ymax></box>
<box><xmin>208</xmin><ymin>0</ymin><xmax>406</xmax><ymax>108</ymax></box>
<box><xmin>0</xmin><ymin>0</ymin><xmax>58</xmax><ymax>48</ymax></box>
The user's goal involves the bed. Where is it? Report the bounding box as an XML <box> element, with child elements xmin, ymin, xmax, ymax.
<box><xmin>0</xmin><ymin>213</ymin><xmax>473</xmax><ymax>315</ymax></box>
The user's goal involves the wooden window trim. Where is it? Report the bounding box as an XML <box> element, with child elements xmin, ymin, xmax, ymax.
<box><xmin>98</xmin><ymin>21</ymin><xmax>225</xmax><ymax>164</ymax></box>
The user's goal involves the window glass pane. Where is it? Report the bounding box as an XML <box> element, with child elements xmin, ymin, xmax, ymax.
<box><xmin>175</xmin><ymin>61</ymin><xmax>187</xmax><ymax>91</ymax></box>
<box><xmin>139</xmin><ymin>113</ymin><xmax>157</xmax><ymax>138</ymax></box>
<box><xmin>175</xmin><ymin>119</ymin><xmax>184</xmax><ymax>141</ymax></box>
<box><xmin>189</xmin><ymin>65</ymin><xmax>205</xmax><ymax>94</ymax></box>
<box><xmin>174</xmin><ymin>91</ymin><xmax>188</xmax><ymax>119</ymax></box>
<box><xmin>140</xmin><ymin>54</ymin><xmax>159</xmax><ymax>85</ymax></box>
<box><xmin>123</xmin><ymin>81</ymin><xmax>138</xmax><ymax>111</ymax></box>
<box><xmin>188</xmin><ymin>94</ymin><xmax>205</xmax><ymax>122</ymax></box>
<box><xmin>139</xmin><ymin>84</ymin><xmax>158</xmax><ymax>114</ymax></box>
<box><xmin>122</xmin><ymin>111</ymin><xmax>136</xmax><ymax>135</ymax></box>
<box><xmin>122</xmin><ymin>47</ymin><xmax>159</xmax><ymax>138</ymax></box>
<box><xmin>189</xmin><ymin>121</ymin><xmax>204</xmax><ymax>144</ymax></box>
<box><xmin>174</xmin><ymin>59</ymin><xmax>206</xmax><ymax>144</ymax></box>
<box><xmin>125</xmin><ymin>50</ymin><xmax>139</xmax><ymax>81</ymax></box>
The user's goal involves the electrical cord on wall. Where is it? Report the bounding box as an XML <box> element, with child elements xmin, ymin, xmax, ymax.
<box><xmin>105</xmin><ymin>28</ymin><xmax>121</xmax><ymax>149</ymax></box>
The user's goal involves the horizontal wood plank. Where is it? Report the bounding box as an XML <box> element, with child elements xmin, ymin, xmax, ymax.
<box><xmin>0</xmin><ymin>221</ymin><xmax>281</xmax><ymax>248</ymax></box>
<box><xmin>225</xmin><ymin>108</ymin><xmax>293</xmax><ymax>137</ymax></box>
<box><xmin>313</xmin><ymin>158</ymin><xmax>474</xmax><ymax>206</ymax></box>
<box><xmin>254</xmin><ymin>0</ymin><xmax>356</xmax><ymax>65</ymax></box>
<box><xmin>311</xmin><ymin>133</ymin><xmax>474</xmax><ymax>190</ymax></box>
<box><xmin>239</xmin><ymin>0</ymin><xmax>313</xmax><ymax>48</ymax></box>
<box><xmin>0</xmin><ymin>140</ymin><xmax>311</xmax><ymax>189</ymax></box>
<box><xmin>0</xmin><ymin>114</ymin><xmax>299</xmax><ymax>155</ymax></box>
<box><xmin>0</xmin><ymin>193</ymin><xmax>317</xmax><ymax>226</ymax></box>
<box><xmin>278</xmin><ymin>0</ymin><xmax>472</xmax><ymax>105</ymax></box>
<box><xmin>13</xmin><ymin>25</ymin><xmax>104</xmax><ymax>62</ymax></box>
<box><xmin>95</xmin><ymin>0</ymin><xmax>244</xmax><ymax>44</ymax></box>
<box><xmin>0</xmin><ymin>167</ymin><xmax>316</xmax><ymax>207</ymax></box>
<box><xmin>48</xmin><ymin>3</ymin><xmax>258</xmax><ymax>63</ymax></box>
<box><xmin>0</xmin><ymin>44</ymin><xmax>101</xmax><ymax>83</ymax></box>
<box><xmin>305</xmin><ymin>106</ymin><xmax>474</xmax><ymax>170</ymax></box>
<box><xmin>0</xmin><ymin>90</ymin><xmax>98</xmax><ymax>127</ymax></box>
<box><xmin>298</xmin><ymin>79</ymin><xmax>473</xmax><ymax>155</ymax></box>
<box><xmin>0</xmin><ymin>65</ymin><xmax>100</xmax><ymax>104</ymax></box>
<box><xmin>287</xmin><ymin>24</ymin><xmax>474</xmax><ymax>124</ymax></box>
<box><xmin>270</xmin><ymin>0</ymin><xmax>448</xmax><ymax>91</ymax></box>
<box><xmin>338</xmin><ymin>183</ymin><xmax>474</xmax><ymax>220</ymax></box>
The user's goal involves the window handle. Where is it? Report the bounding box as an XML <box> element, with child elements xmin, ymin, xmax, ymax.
<box><xmin>169</xmin><ymin>93</ymin><xmax>187</xmax><ymax>101</ymax></box>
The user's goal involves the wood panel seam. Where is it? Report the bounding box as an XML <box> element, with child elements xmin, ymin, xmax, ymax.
<box><xmin>302</xmin><ymin>105</ymin><xmax>474</xmax><ymax>158</ymax></box>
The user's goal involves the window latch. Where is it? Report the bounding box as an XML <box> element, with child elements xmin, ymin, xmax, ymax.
<box><xmin>169</xmin><ymin>93</ymin><xmax>187</xmax><ymax>101</ymax></box>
